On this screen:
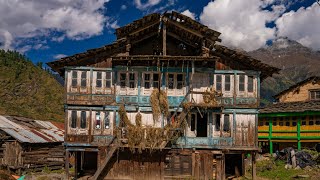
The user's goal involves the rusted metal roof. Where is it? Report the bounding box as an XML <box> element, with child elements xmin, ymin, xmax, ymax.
<box><xmin>0</xmin><ymin>115</ymin><xmax>64</xmax><ymax>143</ymax></box>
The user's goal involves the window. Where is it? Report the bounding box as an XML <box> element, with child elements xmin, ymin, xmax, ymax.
<box><xmin>105</xmin><ymin>72</ymin><xmax>112</xmax><ymax>88</ymax></box>
<box><xmin>259</xmin><ymin>120</ymin><xmax>263</xmax><ymax>126</ymax></box>
<box><xmin>72</xmin><ymin>71</ymin><xmax>77</xmax><ymax>87</ymax></box>
<box><xmin>168</xmin><ymin>74</ymin><xmax>174</xmax><ymax>89</ymax></box>
<box><xmin>215</xmin><ymin>114</ymin><xmax>221</xmax><ymax>131</ymax></box>
<box><xmin>216</xmin><ymin>75</ymin><xmax>222</xmax><ymax>91</ymax></box>
<box><xmin>309</xmin><ymin>120</ymin><xmax>314</xmax><ymax>125</ymax></box>
<box><xmin>105</xmin><ymin>112</ymin><xmax>110</xmax><ymax>129</ymax></box>
<box><xmin>223</xmin><ymin>115</ymin><xmax>230</xmax><ymax>132</ymax></box>
<box><xmin>285</xmin><ymin>121</ymin><xmax>290</xmax><ymax>126</ymax></box>
<box><xmin>177</xmin><ymin>74</ymin><xmax>184</xmax><ymax>89</ymax></box>
<box><xmin>80</xmin><ymin>111</ymin><xmax>86</xmax><ymax>128</ymax></box>
<box><xmin>71</xmin><ymin>111</ymin><xmax>77</xmax><ymax>128</ymax></box>
<box><xmin>239</xmin><ymin>75</ymin><xmax>245</xmax><ymax>92</ymax></box>
<box><xmin>265</xmin><ymin>121</ymin><xmax>269</xmax><ymax>126</ymax></box>
<box><xmin>96</xmin><ymin>111</ymin><xmax>101</xmax><ymax>129</ymax></box>
<box><xmin>310</xmin><ymin>90</ymin><xmax>320</xmax><ymax>100</ymax></box>
<box><xmin>129</xmin><ymin>73</ymin><xmax>136</xmax><ymax>88</ymax></box>
<box><xmin>191</xmin><ymin>114</ymin><xmax>196</xmax><ymax>131</ymax></box>
<box><xmin>316</xmin><ymin>116</ymin><xmax>320</xmax><ymax>125</ymax></box>
<box><xmin>225</xmin><ymin>75</ymin><xmax>231</xmax><ymax>91</ymax></box>
<box><xmin>248</xmin><ymin>76</ymin><xmax>254</xmax><ymax>92</ymax></box>
<box><xmin>96</xmin><ymin>72</ymin><xmax>102</xmax><ymax>88</ymax></box>
<box><xmin>120</xmin><ymin>73</ymin><xmax>126</xmax><ymax>88</ymax></box>
<box><xmin>279</xmin><ymin>117</ymin><xmax>283</xmax><ymax>126</ymax></box>
<box><xmin>272</xmin><ymin>118</ymin><xmax>277</xmax><ymax>126</ymax></box>
<box><xmin>144</xmin><ymin>73</ymin><xmax>151</xmax><ymax>89</ymax></box>
<box><xmin>81</xmin><ymin>71</ymin><xmax>87</xmax><ymax>87</ymax></box>
<box><xmin>292</xmin><ymin>120</ymin><xmax>297</xmax><ymax>126</ymax></box>
<box><xmin>302</xmin><ymin>120</ymin><xmax>306</xmax><ymax>126</ymax></box>
<box><xmin>153</xmin><ymin>74</ymin><xmax>160</xmax><ymax>88</ymax></box>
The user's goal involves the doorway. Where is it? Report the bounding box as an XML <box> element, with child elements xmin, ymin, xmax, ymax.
<box><xmin>196</xmin><ymin>112</ymin><xmax>208</xmax><ymax>137</ymax></box>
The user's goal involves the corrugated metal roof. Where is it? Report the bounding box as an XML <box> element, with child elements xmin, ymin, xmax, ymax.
<box><xmin>0</xmin><ymin>115</ymin><xmax>64</xmax><ymax>143</ymax></box>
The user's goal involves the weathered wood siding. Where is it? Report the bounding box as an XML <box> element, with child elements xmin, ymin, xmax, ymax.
<box><xmin>278</xmin><ymin>81</ymin><xmax>320</xmax><ymax>102</ymax></box>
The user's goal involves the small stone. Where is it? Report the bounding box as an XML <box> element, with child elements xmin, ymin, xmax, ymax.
<box><xmin>294</xmin><ymin>166</ymin><xmax>301</xmax><ymax>170</ymax></box>
<box><xmin>285</xmin><ymin>164</ymin><xmax>292</xmax><ymax>169</ymax></box>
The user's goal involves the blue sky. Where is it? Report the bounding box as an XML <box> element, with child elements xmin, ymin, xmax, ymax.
<box><xmin>0</xmin><ymin>0</ymin><xmax>318</xmax><ymax>64</ymax></box>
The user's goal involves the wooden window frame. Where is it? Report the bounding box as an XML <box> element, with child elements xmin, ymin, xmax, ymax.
<box><xmin>95</xmin><ymin>111</ymin><xmax>101</xmax><ymax>129</ymax></box>
<box><xmin>71</xmin><ymin>71</ymin><xmax>78</xmax><ymax>87</ymax></box>
<box><xmin>309</xmin><ymin>90</ymin><xmax>320</xmax><ymax>101</ymax></box>
<box><xmin>105</xmin><ymin>72</ymin><xmax>112</xmax><ymax>88</ymax></box>
<box><xmin>239</xmin><ymin>75</ymin><xmax>245</xmax><ymax>92</ymax></box>
<box><xmin>225</xmin><ymin>75</ymin><xmax>231</xmax><ymax>92</ymax></box>
<box><xmin>71</xmin><ymin>111</ymin><xmax>77</xmax><ymax>128</ymax></box>
<box><xmin>96</xmin><ymin>72</ymin><xmax>102</xmax><ymax>88</ymax></box>
<box><xmin>80</xmin><ymin>111</ymin><xmax>87</xmax><ymax>129</ymax></box>
<box><xmin>216</xmin><ymin>74</ymin><xmax>222</xmax><ymax>91</ymax></box>
<box><xmin>80</xmin><ymin>71</ymin><xmax>87</xmax><ymax>87</ymax></box>
<box><xmin>248</xmin><ymin>76</ymin><xmax>254</xmax><ymax>93</ymax></box>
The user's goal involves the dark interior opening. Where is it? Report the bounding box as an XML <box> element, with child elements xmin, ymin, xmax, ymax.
<box><xmin>196</xmin><ymin>112</ymin><xmax>207</xmax><ymax>137</ymax></box>
<box><xmin>225</xmin><ymin>154</ymin><xmax>243</xmax><ymax>178</ymax></box>
<box><xmin>75</xmin><ymin>151</ymin><xmax>98</xmax><ymax>178</ymax></box>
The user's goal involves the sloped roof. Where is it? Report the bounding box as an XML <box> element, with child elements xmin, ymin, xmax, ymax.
<box><xmin>0</xmin><ymin>115</ymin><xmax>64</xmax><ymax>143</ymax></box>
<box><xmin>212</xmin><ymin>44</ymin><xmax>280</xmax><ymax>80</ymax></box>
<box><xmin>260</xmin><ymin>101</ymin><xmax>320</xmax><ymax>114</ymax></box>
<box><xmin>274</xmin><ymin>76</ymin><xmax>320</xmax><ymax>100</ymax></box>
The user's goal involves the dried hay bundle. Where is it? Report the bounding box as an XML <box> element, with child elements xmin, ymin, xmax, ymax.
<box><xmin>202</xmin><ymin>87</ymin><xmax>222</xmax><ymax>106</ymax></box>
<box><xmin>159</xmin><ymin>90</ymin><xmax>169</xmax><ymax>118</ymax></box>
<box><xmin>135</xmin><ymin>112</ymin><xmax>142</xmax><ymax>127</ymax></box>
<box><xmin>150</xmin><ymin>89</ymin><xmax>161</xmax><ymax>122</ymax></box>
<box><xmin>127</xmin><ymin>126</ymin><xmax>144</xmax><ymax>153</ymax></box>
<box><xmin>119</xmin><ymin>104</ymin><xmax>132</xmax><ymax>127</ymax></box>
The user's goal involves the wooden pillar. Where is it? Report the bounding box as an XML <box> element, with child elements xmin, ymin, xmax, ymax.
<box><xmin>216</xmin><ymin>154</ymin><xmax>225</xmax><ymax>180</ymax></box>
<box><xmin>251</xmin><ymin>152</ymin><xmax>256</xmax><ymax>180</ymax></box>
<box><xmin>162</xmin><ymin>18</ymin><xmax>167</xmax><ymax>56</ymax></box>
<box><xmin>65</xmin><ymin>150</ymin><xmax>70</xmax><ymax>179</ymax></box>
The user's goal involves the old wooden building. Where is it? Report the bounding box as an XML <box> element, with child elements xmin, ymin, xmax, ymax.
<box><xmin>259</xmin><ymin>76</ymin><xmax>320</xmax><ymax>153</ymax></box>
<box><xmin>0</xmin><ymin>115</ymin><xmax>64</xmax><ymax>173</ymax></box>
<box><xmin>47</xmin><ymin>12</ymin><xmax>279</xmax><ymax>179</ymax></box>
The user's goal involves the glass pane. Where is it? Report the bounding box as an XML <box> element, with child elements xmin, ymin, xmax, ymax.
<box><xmin>71</xmin><ymin>111</ymin><xmax>77</xmax><ymax>128</ymax></box>
<box><xmin>145</xmin><ymin>74</ymin><xmax>150</xmax><ymax>80</ymax></box>
<box><xmin>301</xmin><ymin>120</ymin><xmax>306</xmax><ymax>126</ymax></box>
<box><xmin>153</xmin><ymin>82</ymin><xmax>159</xmax><ymax>88</ymax></box>
<box><xmin>129</xmin><ymin>73</ymin><xmax>135</xmax><ymax>80</ymax></box>
<box><xmin>81</xmin><ymin>79</ymin><xmax>86</xmax><ymax>87</ymax></box>
<box><xmin>81</xmin><ymin>71</ymin><xmax>87</xmax><ymax>78</ymax></box>
<box><xmin>223</xmin><ymin>115</ymin><xmax>230</xmax><ymax>132</ymax></box>
<box><xmin>248</xmin><ymin>76</ymin><xmax>254</xmax><ymax>92</ymax></box>
<box><xmin>177</xmin><ymin>82</ymin><xmax>183</xmax><ymax>89</ymax></box>
<box><xmin>105</xmin><ymin>112</ymin><xmax>110</xmax><ymax>129</ymax></box>
<box><xmin>80</xmin><ymin>111</ymin><xmax>86</xmax><ymax>128</ymax></box>
<box><xmin>215</xmin><ymin>114</ymin><xmax>220</xmax><ymax>131</ymax></box>
<box><xmin>309</xmin><ymin>121</ymin><xmax>314</xmax><ymax>125</ymax></box>
<box><xmin>216</xmin><ymin>83</ymin><xmax>222</xmax><ymax>91</ymax></box>
<box><xmin>177</xmin><ymin>74</ymin><xmax>183</xmax><ymax>81</ymax></box>
<box><xmin>72</xmin><ymin>71</ymin><xmax>77</xmax><ymax>78</ymax></box>
<box><xmin>225</xmin><ymin>75</ymin><xmax>230</xmax><ymax>91</ymax></box>
<box><xmin>120</xmin><ymin>81</ymin><xmax>126</xmax><ymax>88</ymax></box>
<box><xmin>285</xmin><ymin>122</ymin><xmax>290</xmax><ymax>126</ymax></box>
<box><xmin>96</xmin><ymin>111</ymin><xmax>101</xmax><ymax>129</ymax></box>
<box><xmin>216</xmin><ymin>75</ymin><xmax>222</xmax><ymax>82</ymax></box>
<box><xmin>106</xmin><ymin>72</ymin><xmax>111</xmax><ymax>79</ymax></box>
<box><xmin>129</xmin><ymin>81</ymin><xmax>135</xmax><ymax>88</ymax></box>
<box><xmin>145</xmin><ymin>82</ymin><xmax>150</xmax><ymax>89</ymax></box>
<box><xmin>292</xmin><ymin>121</ymin><xmax>297</xmax><ymax>126</ymax></box>
<box><xmin>216</xmin><ymin>75</ymin><xmax>222</xmax><ymax>91</ymax></box>
<box><xmin>96</xmin><ymin>80</ymin><xmax>102</xmax><ymax>88</ymax></box>
<box><xmin>72</xmin><ymin>79</ymin><xmax>77</xmax><ymax>87</ymax></box>
<box><xmin>120</xmin><ymin>73</ymin><xmax>126</xmax><ymax>80</ymax></box>
<box><xmin>97</xmin><ymin>72</ymin><xmax>102</xmax><ymax>79</ymax></box>
<box><xmin>153</xmin><ymin>74</ymin><xmax>159</xmax><ymax>81</ymax></box>
<box><xmin>106</xmin><ymin>81</ymin><xmax>111</xmax><ymax>88</ymax></box>
<box><xmin>168</xmin><ymin>74</ymin><xmax>174</xmax><ymax>89</ymax></box>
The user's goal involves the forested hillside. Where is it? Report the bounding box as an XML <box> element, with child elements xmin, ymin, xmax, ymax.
<box><xmin>0</xmin><ymin>50</ymin><xmax>64</xmax><ymax>121</ymax></box>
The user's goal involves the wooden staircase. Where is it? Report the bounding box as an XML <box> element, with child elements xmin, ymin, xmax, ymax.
<box><xmin>89</xmin><ymin>141</ymin><xmax>118</xmax><ymax>180</ymax></box>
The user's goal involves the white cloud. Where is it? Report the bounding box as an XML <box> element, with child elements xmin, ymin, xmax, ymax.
<box><xmin>134</xmin><ymin>0</ymin><xmax>161</xmax><ymax>10</ymax></box>
<box><xmin>200</xmin><ymin>0</ymin><xmax>284</xmax><ymax>51</ymax></box>
<box><xmin>181</xmin><ymin>10</ymin><xmax>195</xmax><ymax>20</ymax></box>
<box><xmin>0</xmin><ymin>0</ymin><xmax>110</xmax><ymax>51</ymax></box>
<box><xmin>275</xmin><ymin>3</ymin><xmax>320</xmax><ymax>50</ymax></box>
<box><xmin>54</xmin><ymin>54</ymin><xmax>67</xmax><ymax>59</ymax></box>
<box><xmin>106</xmin><ymin>20</ymin><xmax>120</xmax><ymax>29</ymax></box>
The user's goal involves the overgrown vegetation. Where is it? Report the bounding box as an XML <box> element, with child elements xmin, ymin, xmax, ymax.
<box><xmin>0</xmin><ymin>50</ymin><xmax>64</xmax><ymax>121</ymax></box>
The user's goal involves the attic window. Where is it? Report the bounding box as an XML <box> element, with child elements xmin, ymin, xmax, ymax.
<box><xmin>310</xmin><ymin>90</ymin><xmax>320</xmax><ymax>101</ymax></box>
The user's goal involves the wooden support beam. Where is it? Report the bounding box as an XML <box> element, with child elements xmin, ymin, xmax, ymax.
<box><xmin>65</xmin><ymin>150</ymin><xmax>70</xmax><ymax>180</ymax></box>
<box><xmin>162</xmin><ymin>19</ymin><xmax>167</xmax><ymax>56</ymax></box>
<box><xmin>252</xmin><ymin>151</ymin><xmax>256</xmax><ymax>180</ymax></box>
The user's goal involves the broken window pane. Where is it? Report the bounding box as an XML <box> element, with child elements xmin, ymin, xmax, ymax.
<box><xmin>96</xmin><ymin>111</ymin><xmax>101</xmax><ymax>129</ymax></box>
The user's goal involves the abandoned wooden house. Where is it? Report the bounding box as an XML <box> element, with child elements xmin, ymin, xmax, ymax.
<box><xmin>259</xmin><ymin>76</ymin><xmax>320</xmax><ymax>154</ymax></box>
<box><xmin>47</xmin><ymin>12</ymin><xmax>279</xmax><ymax>180</ymax></box>
<box><xmin>0</xmin><ymin>115</ymin><xmax>64</xmax><ymax>173</ymax></box>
